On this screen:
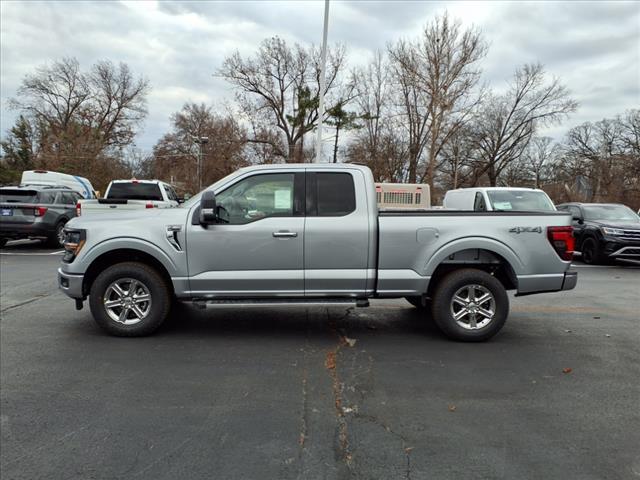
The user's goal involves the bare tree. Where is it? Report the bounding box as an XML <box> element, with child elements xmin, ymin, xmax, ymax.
<box><xmin>151</xmin><ymin>102</ymin><xmax>247</xmax><ymax>193</ymax></box>
<box><xmin>218</xmin><ymin>36</ymin><xmax>346</xmax><ymax>162</ymax></box>
<box><xmin>388</xmin><ymin>12</ymin><xmax>487</xmax><ymax>196</ymax></box>
<box><xmin>472</xmin><ymin>63</ymin><xmax>577</xmax><ymax>186</ymax></box>
<box><xmin>525</xmin><ymin>136</ymin><xmax>557</xmax><ymax>188</ymax></box>
<box><xmin>8</xmin><ymin>57</ymin><xmax>149</xmax><ymax>187</ymax></box>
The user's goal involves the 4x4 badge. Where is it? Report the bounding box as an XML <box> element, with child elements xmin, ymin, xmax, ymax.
<box><xmin>509</xmin><ymin>226</ymin><xmax>542</xmax><ymax>234</ymax></box>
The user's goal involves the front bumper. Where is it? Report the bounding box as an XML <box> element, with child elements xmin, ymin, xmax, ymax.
<box><xmin>58</xmin><ymin>268</ymin><xmax>84</xmax><ymax>299</ymax></box>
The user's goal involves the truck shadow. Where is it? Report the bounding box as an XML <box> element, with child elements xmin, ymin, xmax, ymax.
<box><xmin>155</xmin><ymin>302</ymin><xmax>443</xmax><ymax>340</ymax></box>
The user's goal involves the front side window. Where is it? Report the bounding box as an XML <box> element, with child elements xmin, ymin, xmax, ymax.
<box><xmin>316</xmin><ymin>173</ymin><xmax>356</xmax><ymax>216</ymax></box>
<box><xmin>216</xmin><ymin>173</ymin><xmax>295</xmax><ymax>225</ymax></box>
<box><xmin>474</xmin><ymin>192</ymin><xmax>486</xmax><ymax>211</ymax></box>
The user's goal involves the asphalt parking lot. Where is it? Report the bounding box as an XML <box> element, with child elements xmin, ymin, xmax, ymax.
<box><xmin>1</xmin><ymin>240</ymin><xmax>639</xmax><ymax>480</ymax></box>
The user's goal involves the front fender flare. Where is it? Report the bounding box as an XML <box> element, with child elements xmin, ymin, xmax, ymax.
<box><xmin>80</xmin><ymin>237</ymin><xmax>179</xmax><ymax>277</ymax></box>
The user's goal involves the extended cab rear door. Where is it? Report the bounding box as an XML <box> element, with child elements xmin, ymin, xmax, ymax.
<box><xmin>304</xmin><ymin>169</ymin><xmax>371</xmax><ymax>296</ymax></box>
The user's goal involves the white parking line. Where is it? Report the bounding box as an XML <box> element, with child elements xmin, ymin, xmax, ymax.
<box><xmin>0</xmin><ymin>252</ymin><xmax>64</xmax><ymax>256</ymax></box>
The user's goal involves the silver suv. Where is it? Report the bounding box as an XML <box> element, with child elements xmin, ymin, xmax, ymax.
<box><xmin>0</xmin><ymin>185</ymin><xmax>83</xmax><ymax>248</ymax></box>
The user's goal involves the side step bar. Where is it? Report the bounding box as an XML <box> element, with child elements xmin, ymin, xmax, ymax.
<box><xmin>190</xmin><ymin>297</ymin><xmax>370</xmax><ymax>309</ymax></box>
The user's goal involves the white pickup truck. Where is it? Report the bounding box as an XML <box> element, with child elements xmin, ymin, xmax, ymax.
<box><xmin>77</xmin><ymin>180</ymin><xmax>180</xmax><ymax>216</ymax></box>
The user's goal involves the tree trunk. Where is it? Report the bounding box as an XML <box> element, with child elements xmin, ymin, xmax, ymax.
<box><xmin>333</xmin><ymin>122</ymin><xmax>340</xmax><ymax>163</ymax></box>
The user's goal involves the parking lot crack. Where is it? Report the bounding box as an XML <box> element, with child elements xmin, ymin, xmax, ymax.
<box><xmin>325</xmin><ymin>307</ymin><xmax>355</xmax><ymax>471</ymax></box>
<box><xmin>0</xmin><ymin>293</ymin><xmax>53</xmax><ymax>314</ymax></box>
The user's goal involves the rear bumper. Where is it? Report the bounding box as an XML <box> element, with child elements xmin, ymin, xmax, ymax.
<box><xmin>0</xmin><ymin>222</ymin><xmax>52</xmax><ymax>239</ymax></box>
<box><xmin>515</xmin><ymin>270</ymin><xmax>577</xmax><ymax>296</ymax></box>
<box><xmin>58</xmin><ymin>268</ymin><xmax>84</xmax><ymax>299</ymax></box>
<box><xmin>561</xmin><ymin>271</ymin><xmax>578</xmax><ymax>291</ymax></box>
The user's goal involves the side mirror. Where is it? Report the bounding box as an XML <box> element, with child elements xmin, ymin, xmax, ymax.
<box><xmin>177</xmin><ymin>197</ymin><xmax>185</xmax><ymax>204</ymax></box>
<box><xmin>199</xmin><ymin>191</ymin><xmax>217</xmax><ymax>225</ymax></box>
<box><xmin>572</xmin><ymin>215</ymin><xmax>583</xmax><ymax>224</ymax></box>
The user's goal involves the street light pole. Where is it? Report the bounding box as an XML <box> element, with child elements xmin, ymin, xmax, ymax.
<box><xmin>192</xmin><ymin>136</ymin><xmax>208</xmax><ymax>192</ymax></box>
<box><xmin>314</xmin><ymin>0</ymin><xmax>330</xmax><ymax>163</ymax></box>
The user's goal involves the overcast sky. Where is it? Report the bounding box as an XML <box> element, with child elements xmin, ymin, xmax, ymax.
<box><xmin>1</xmin><ymin>0</ymin><xmax>638</xmax><ymax>152</ymax></box>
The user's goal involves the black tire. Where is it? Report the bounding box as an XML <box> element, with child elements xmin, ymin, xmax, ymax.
<box><xmin>405</xmin><ymin>296</ymin><xmax>429</xmax><ymax>310</ymax></box>
<box><xmin>47</xmin><ymin>220</ymin><xmax>67</xmax><ymax>248</ymax></box>
<box><xmin>89</xmin><ymin>262</ymin><xmax>171</xmax><ymax>337</ymax></box>
<box><xmin>431</xmin><ymin>268</ymin><xmax>509</xmax><ymax>342</ymax></box>
<box><xmin>581</xmin><ymin>238</ymin><xmax>603</xmax><ymax>265</ymax></box>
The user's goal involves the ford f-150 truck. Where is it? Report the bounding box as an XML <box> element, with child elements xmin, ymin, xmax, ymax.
<box><xmin>58</xmin><ymin>164</ymin><xmax>577</xmax><ymax>341</ymax></box>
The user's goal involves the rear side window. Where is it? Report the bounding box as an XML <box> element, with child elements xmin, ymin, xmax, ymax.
<box><xmin>316</xmin><ymin>173</ymin><xmax>356</xmax><ymax>216</ymax></box>
<box><xmin>37</xmin><ymin>191</ymin><xmax>56</xmax><ymax>204</ymax></box>
<box><xmin>0</xmin><ymin>190</ymin><xmax>38</xmax><ymax>203</ymax></box>
<box><xmin>61</xmin><ymin>192</ymin><xmax>77</xmax><ymax>205</ymax></box>
<box><xmin>107</xmin><ymin>183</ymin><xmax>163</xmax><ymax>201</ymax></box>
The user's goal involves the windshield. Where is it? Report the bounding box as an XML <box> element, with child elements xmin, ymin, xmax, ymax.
<box><xmin>0</xmin><ymin>189</ymin><xmax>38</xmax><ymax>203</ymax></box>
<box><xmin>583</xmin><ymin>205</ymin><xmax>639</xmax><ymax>223</ymax></box>
<box><xmin>486</xmin><ymin>190</ymin><xmax>555</xmax><ymax>211</ymax></box>
<box><xmin>107</xmin><ymin>183</ymin><xmax>163</xmax><ymax>201</ymax></box>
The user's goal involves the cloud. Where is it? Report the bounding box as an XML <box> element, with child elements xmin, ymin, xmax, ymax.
<box><xmin>1</xmin><ymin>0</ymin><xmax>638</xmax><ymax>151</ymax></box>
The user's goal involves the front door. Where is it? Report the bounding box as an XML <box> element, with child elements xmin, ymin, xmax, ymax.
<box><xmin>186</xmin><ymin>172</ymin><xmax>305</xmax><ymax>297</ymax></box>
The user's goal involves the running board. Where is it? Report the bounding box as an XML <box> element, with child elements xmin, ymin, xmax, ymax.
<box><xmin>190</xmin><ymin>297</ymin><xmax>370</xmax><ymax>309</ymax></box>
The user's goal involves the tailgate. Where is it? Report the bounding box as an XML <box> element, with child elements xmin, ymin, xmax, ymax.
<box><xmin>78</xmin><ymin>199</ymin><xmax>150</xmax><ymax>215</ymax></box>
<box><xmin>0</xmin><ymin>203</ymin><xmax>37</xmax><ymax>224</ymax></box>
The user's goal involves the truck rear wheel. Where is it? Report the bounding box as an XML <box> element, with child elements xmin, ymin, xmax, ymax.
<box><xmin>89</xmin><ymin>262</ymin><xmax>171</xmax><ymax>337</ymax></box>
<box><xmin>431</xmin><ymin>268</ymin><xmax>508</xmax><ymax>342</ymax></box>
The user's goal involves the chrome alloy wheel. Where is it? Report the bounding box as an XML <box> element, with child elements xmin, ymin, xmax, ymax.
<box><xmin>56</xmin><ymin>224</ymin><xmax>66</xmax><ymax>245</ymax></box>
<box><xmin>103</xmin><ymin>278</ymin><xmax>152</xmax><ymax>325</ymax></box>
<box><xmin>450</xmin><ymin>284</ymin><xmax>496</xmax><ymax>330</ymax></box>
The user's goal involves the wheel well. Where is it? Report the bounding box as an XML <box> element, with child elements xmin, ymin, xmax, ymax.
<box><xmin>426</xmin><ymin>249</ymin><xmax>518</xmax><ymax>298</ymax></box>
<box><xmin>82</xmin><ymin>249</ymin><xmax>174</xmax><ymax>297</ymax></box>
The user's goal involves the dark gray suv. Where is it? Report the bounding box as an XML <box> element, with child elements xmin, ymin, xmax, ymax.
<box><xmin>0</xmin><ymin>186</ymin><xmax>82</xmax><ymax>248</ymax></box>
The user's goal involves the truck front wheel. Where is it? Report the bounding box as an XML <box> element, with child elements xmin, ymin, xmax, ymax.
<box><xmin>89</xmin><ymin>262</ymin><xmax>171</xmax><ymax>337</ymax></box>
<box><xmin>431</xmin><ymin>268</ymin><xmax>508</xmax><ymax>342</ymax></box>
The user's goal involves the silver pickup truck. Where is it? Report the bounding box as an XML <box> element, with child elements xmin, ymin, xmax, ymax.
<box><xmin>58</xmin><ymin>164</ymin><xmax>577</xmax><ymax>341</ymax></box>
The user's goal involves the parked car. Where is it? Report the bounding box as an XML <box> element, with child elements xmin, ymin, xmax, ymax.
<box><xmin>77</xmin><ymin>179</ymin><xmax>180</xmax><ymax>216</ymax></box>
<box><xmin>58</xmin><ymin>164</ymin><xmax>577</xmax><ymax>341</ymax></box>
<box><xmin>556</xmin><ymin>202</ymin><xmax>640</xmax><ymax>264</ymax></box>
<box><xmin>0</xmin><ymin>185</ymin><xmax>83</xmax><ymax>248</ymax></box>
<box><xmin>443</xmin><ymin>187</ymin><xmax>556</xmax><ymax>212</ymax></box>
<box><xmin>21</xmin><ymin>170</ymin><xmax>96</xmax><ymax>199</ymax></box>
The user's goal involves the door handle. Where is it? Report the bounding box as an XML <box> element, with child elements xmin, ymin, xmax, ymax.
<box><xmin>272</xmin><ymin>231</ymin><xmax>298</xmax><ymax>238</ymax></box>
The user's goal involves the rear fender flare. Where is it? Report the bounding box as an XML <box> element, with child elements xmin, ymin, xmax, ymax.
<box><xmin>422</xmin><ymin>237</ymin><xmax>524</xmax><ymax>277</ymax></box>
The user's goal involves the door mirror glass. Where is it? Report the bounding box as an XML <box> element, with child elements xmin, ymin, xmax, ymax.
<box><xmin>199</xmin><ymin>191</ymin><xmax>217</xmax><ymax>225</ymax></box>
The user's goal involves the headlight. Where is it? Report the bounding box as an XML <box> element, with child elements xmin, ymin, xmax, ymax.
<box><xmin>601</xmin><ymin>227</ymin><xmax>624</xmax><ymax>236</ymax></box>
<box><xmin>63</xmin><ymin>229</ymin><xmax>86</xmax><ymax>262</ymax></box>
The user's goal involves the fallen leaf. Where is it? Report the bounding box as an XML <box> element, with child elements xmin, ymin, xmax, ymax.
<box><xmin>448</xmin><ymin>405</ymin><xmax>456</xmax><ymax>412</ymax></box>
<box><xmin>562</xmin><ymin>367</ymin><xmax>573</xmax><ymax>374</ymax></box>
<box><xmin>344</xmin><ymin>337</ymin><xmax>357</xmax><ymax>347</ymax></box>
